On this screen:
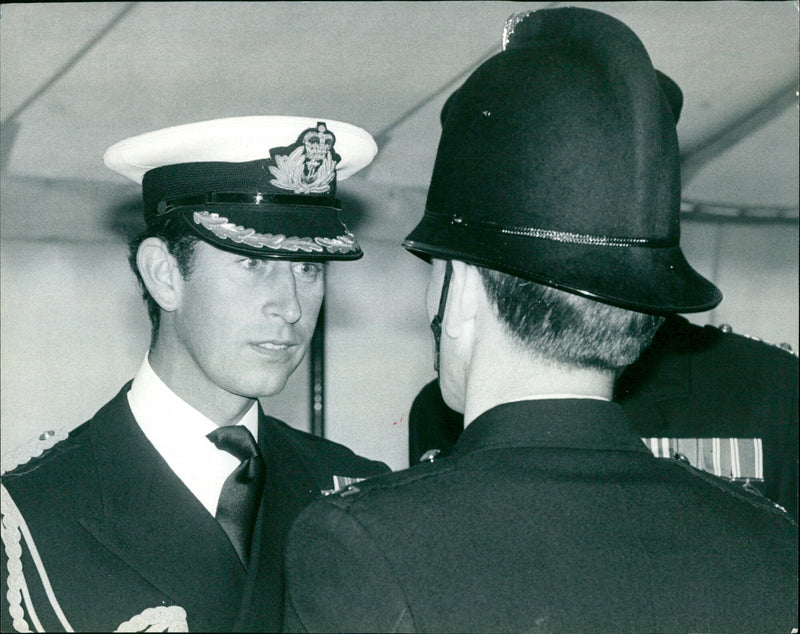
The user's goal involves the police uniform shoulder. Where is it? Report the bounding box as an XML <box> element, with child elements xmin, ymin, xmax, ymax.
<box><xmin>668</xmin><ymin>454</ymin><xmax>797</xmax><ymax>524</ymax></box>
<box><xmin>324</xmin><ymin>456</ymin><xmax>457</xmax><ymax>508</ymax></box>
<box><xmin>714</xmin><ymin>323</ymin><xmax>797</xmax><ymax>358</ymax></box>
<box><xmin>1</xmin><ymin>423</ymin><xmax>89</xmax><ymax>477</ymax></box>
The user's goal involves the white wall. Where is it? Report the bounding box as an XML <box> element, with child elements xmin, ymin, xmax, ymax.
<box><xmin>679</xmin><ymin>221</ymin><xmax>799</xmax><ymax>349</ymax></box>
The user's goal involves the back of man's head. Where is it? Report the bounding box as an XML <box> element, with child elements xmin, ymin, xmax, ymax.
<box><xmin>478</xmin><ymin>267</ymin><xmax>663</xmax><ymax>371</ymax></box>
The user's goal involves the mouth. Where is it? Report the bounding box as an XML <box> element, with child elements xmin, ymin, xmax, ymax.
<box><xmin>252</xmin><ymin>340</ymin><xmax>300</xmax><ymax>354</ymax></box>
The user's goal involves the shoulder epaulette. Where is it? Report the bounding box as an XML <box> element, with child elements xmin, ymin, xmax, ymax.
<box><xmin>717</xmin><ymin>323</ymin><xmax>797</xmax><ymax>357</ymax></box>
<box><xmin>1</xmin><ymin>429</ymin><xmax>70</xmax><ymax>476</ymax></box>
<box><xmin>668</xmin><ymin>454</ymin><xmax>796</xmax><ymax>525</ymax></box>
<box><xmin>328</xmin><ymin>458</ymin><xmax>456</xmax><ymax>504</ymax></box>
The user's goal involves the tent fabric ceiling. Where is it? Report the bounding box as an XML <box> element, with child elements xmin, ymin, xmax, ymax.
<box><xmin>1</xmin><ymin>1</ymin><xmax>798</xmax><ymax>234</ymax></box>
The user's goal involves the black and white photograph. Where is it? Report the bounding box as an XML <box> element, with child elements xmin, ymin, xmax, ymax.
<box><xmin>1</xmin><ymin>2</ymin><xmax>797</xmax><ymax>632</ymax></box>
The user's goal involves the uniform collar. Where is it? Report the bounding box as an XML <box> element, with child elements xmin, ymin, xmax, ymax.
<box><xmin>127</xmin><ymin>355</ymin><xmax>259</xmax><ymax>516</ymax></box>
<box><xmin>453</xmin><ymin>398</ymin><xmax>651</xmax><ymax>457</ymax></box>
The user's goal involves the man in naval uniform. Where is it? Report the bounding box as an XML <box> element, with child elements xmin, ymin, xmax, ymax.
<box><xmin>1</xmin><ymin>117</ymin><xmax>388</xmax><ymax>633</ymax></box>
<box><xmin>282</xmin><ymin>9</ymin><xmax>798</xmax><ymax>632</ymax></box>
<box><xmin>617</xmin><ymin>314</ymin><xmax>798</xmax><ymax>519</ymax></box>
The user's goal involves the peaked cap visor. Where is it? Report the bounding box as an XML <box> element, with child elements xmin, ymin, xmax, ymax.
<box><xmin>141</xmin><ymin>159</ymin><xmax>361</xmax><ymax>260</ymax></box>
<box><xmin>176</xmin><ymin>200</ymin><xmax>362</xmax><ymax>261</ymax></box>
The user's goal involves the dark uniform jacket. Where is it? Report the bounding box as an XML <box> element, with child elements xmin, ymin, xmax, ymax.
<box><xmin>409</xmin><ymin>316</ymin><xmax>799</xmax><ymax>518</ymax></box>
<box><xmin>285</xmin><ymin>399</ymin><xmax>798</xmax><ymax>633</ymax></box>
<box><xmin>1</xmin><ymin>383</ymin><xmax>388</xmax><ymax>633</ymax></box>
<box><xmin>615</xmin><ymin>314</ymin><xmax>798</xmax><ymax>518</ymax></box>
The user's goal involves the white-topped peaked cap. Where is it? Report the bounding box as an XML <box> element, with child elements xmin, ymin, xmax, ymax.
<box><xmin>104</xmin><ymin>116</ymin><xmax>377</xmax><ymax>184</ymax></box>
<box><xmin>103</xmin><ymin>116</ymin><xmax>378</xmax><ymax>260</ymax></box>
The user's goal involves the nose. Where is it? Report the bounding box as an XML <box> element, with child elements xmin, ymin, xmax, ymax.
<box><xmin>262</xmin><ymin>261</ymin><xmax>302</xmax><ymax>323</ymax></box>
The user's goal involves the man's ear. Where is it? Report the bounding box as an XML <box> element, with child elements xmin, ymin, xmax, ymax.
<box><xmin>136</xmin><ymin>237</ymin><xmax>182</xmax><ymax>312</ymax></box>
<box><xmin>443</xmin><ymin>260</ymin><xmax>482</xmax><ymax>338</ymax></box>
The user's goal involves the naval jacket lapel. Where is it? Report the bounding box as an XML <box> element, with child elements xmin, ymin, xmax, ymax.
<box><xmin>78</xmin><ymin>385</ymin><xmax>246</xmax><ymax>632</ymax></box>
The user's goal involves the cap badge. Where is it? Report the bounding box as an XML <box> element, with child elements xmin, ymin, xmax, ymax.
<box><xmin>269</xmin><ymin>122</ymin><xmax>339</xmax><ymax>194</ymax></box>
<box><xmin>502</xmin><ymin>10</ymin><xmax>535</xmax><ymax>50</ymax></box>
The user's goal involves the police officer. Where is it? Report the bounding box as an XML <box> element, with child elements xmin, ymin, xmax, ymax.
<box><xmin>406</xmin><ymin>40</ymin><xmax>799</xmax><ymax>520</ymax></box>
<box><xmin>282</xmin><ymin>9</ymin><xmax>798</xmax><ymax>632</ymax></box>
<box><xmin>409</xmin><ymin>316</ymin><xmax>799</xmax><ymax>520</ymax></box>
<box><xmin>1</xmin><ymin>116</ymin><xmax>388</xmax><ymax>632</ymax></box>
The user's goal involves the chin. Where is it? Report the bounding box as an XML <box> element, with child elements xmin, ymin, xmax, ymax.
<box><xmin>440</xmin><ymin>380</ymin><xmax>465</xmax><ymax>414</ymax></box>
<box><xmin>444</xmin><ymin>396</ymin><xmax>465</xmax><ymax>415</ymax></box>
<box><xmin>246</xmin><ymin>355</ymin><xmax>306</xmax><ymax>398</ymax></box>
<box><xmin>254</xmin><ymin>375</ymin><xmax>293</xmax><ymax>398</ymax></box>
<box><xmin>229</xmin><ymin>369</ymin><xmax>293</xmax><ymax>400</ymax></box>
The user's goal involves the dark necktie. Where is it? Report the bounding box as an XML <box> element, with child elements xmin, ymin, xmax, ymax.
<box><xmin>207</xmin><ymin>425</ymin><xmax>266</xmax><ymax>566</ymax></box>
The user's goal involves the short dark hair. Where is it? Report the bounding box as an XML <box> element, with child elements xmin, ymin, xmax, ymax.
<box><xmin>128</xmin><ymin>216</ymin><xmax>199</xmax><ymax>346</ymax></box>
<box><xmin>478</xmin><ymin>267</ymin><xmax>663</xmax><ymax>370</ymax></box>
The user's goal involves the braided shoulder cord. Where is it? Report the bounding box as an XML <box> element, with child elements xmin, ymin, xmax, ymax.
<box><xmin>2</xmin><ymin>435</ymin><xmax>189</xmax><ymax>632</ymax></box>
<box><xmin>115</xmin><ymin>605</ymin><xmax>188</xmax><ymax>632</ymax></box>
<box><xmin>1</xmin><ymin>483</ymin><xmax>36</xmax><ymax>632</ymax></box>
<box><xmin>1</xmin><ymin>484</ymin><xmax>74</xmax><ymax>632</ymax></box>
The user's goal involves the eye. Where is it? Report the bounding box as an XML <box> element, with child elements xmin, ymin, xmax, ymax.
<box><xmin>238</xmin><ymin>257</ymin><xmax>265</xmax><ymax>271</ymax></box>
<box><xmin>292</xmin><ymin>261</ymin><xmax>324</xmax><ymax>283</ymax></box>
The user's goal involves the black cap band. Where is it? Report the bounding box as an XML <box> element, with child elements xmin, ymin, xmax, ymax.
<box><xmin>155</xmin><ymin>192</ymin><xmax>341</xmax><ymax>222</ymax></box>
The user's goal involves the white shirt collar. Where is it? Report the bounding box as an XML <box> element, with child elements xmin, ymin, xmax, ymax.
<box><xmin>506</xmin><ymin>393</ymin><xmax>611</xmax><ymax>403</ymax></box>
<box><xmin>127</xmin><ymin>355</ymin><xmax>259</xmax><ymax>517</ymax></box>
